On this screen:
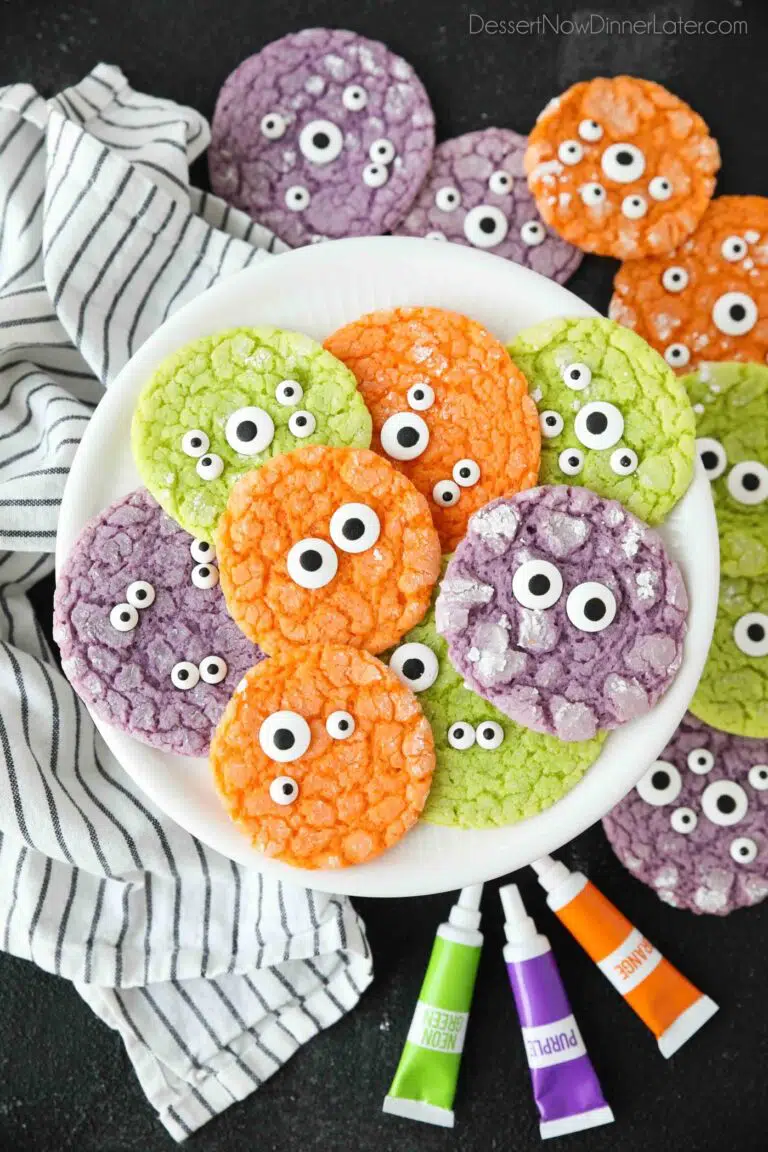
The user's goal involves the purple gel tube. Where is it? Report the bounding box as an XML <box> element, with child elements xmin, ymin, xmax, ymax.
<box><xmin>500</xmin><ymin>884</ymin><xmax>614</xmax><ymax>1140</ymax></box>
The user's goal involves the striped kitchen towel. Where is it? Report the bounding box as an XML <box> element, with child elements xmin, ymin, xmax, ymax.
<box><xmin>0</xmin><ymin>64</ymin><xmax>372</xmax><ymax>1141</ymax></box>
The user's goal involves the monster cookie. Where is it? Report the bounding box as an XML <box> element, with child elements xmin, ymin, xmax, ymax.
<box><xmin>53</xmin><ymin>489</ymin><xmax>262</xmax><ymax>757</ymax></box>
<box><xmin>211</xmin><ymin>644</ymin><xmax>434</xmax><ymax>868</ymax></box>
<box><xmin>603</xmin><ymin>713</ymin><xmax>768</xmax><ymax>915</ymax></box>
<box><xmin>388</xmin><ymin>591</ymin><xmax>605</xmax><ymax>828</ymax></box>
<box><xmin>393</xmin><ymin>128</ymin><xmax>582</xmax><ymax>282</ymax></box>
<box><xmin>325</xmin><ymin>306</ymin><xmax>540</xmax><ymax>551</ymax></box>
<box><xmin>216</xmin><ymin>445</ymin><xmax>441</xmax><ymax>655</ymax></box>
<box><xmin>610</xmin><ymin>196</ymin><xmax>768</xmax><ymax>372</ymax></box>
<box><xmin>436</xmin><ymin>486</ymin><xmax>688</xmax><ymax>741</ymax></box>
<box><xmin>525</xmin><ymin>76</ymin><xmax>719</xmax><ymax>259</ymax></box>
<box><xmin>209</xmin><ymin>28</ymin><xmax>435</xmax><ymax>247</ymax></box>
<box><xmin>507</xmin><ymin>316</ymin><xmax>695</xmax><ymax>525</ymax></box>
<box><xmin>685</xmin><ymin>362</ymin><xmax>768</xmax><ymax>578</ymax></box>
<box><xmin>132</xmin><ymin>327</ymin><xmax>371</xmax><ymax>542</ymax></box>
<box><xmin>691</xmin><ymin>577</ymin><xmax>768</xmax><ymax>739</ymax></box>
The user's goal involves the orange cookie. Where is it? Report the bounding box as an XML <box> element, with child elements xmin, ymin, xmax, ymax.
<box><xmin>211</xmin><ymin>644</ymin><xmax>435</xmax><ymax>869</ymax></box>
<box><xmin>216</xmin><ymin>445</ymin><xmax>441</xmax><ymax>654</ymax></box>
<box><xmin>324</xmin><ymin>306</ymin><xmax>540</xmax><ymax>551</ymax></box>
<box><xmin>525</xmin><ymin>76</ymin><xmax>720</xmax><ymax>259</ymax></box>
<box><xmin>610</xmin><ymin>196</ymin><xmax>768</xmax><ymax>372</ymax></box>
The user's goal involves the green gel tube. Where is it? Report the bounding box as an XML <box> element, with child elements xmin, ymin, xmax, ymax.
<box><xmin>383</xmin><ymin>885</ymin><xmax>483</xmax><ymax>1128</ymax></box>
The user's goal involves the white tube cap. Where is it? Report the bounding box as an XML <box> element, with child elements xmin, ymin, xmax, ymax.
<box><xmin>499</xmin><ymin>883</ymin><xmax>537</xmax><ymax>945</ymax></box>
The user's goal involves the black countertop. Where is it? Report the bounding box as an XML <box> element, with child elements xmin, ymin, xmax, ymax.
<box><xmin>2</xmin><ymin>1</ymin><xmax>768</xmax><ymax>1149</ymax></box>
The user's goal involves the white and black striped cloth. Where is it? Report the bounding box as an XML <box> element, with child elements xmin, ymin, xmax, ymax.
<box><xmin>0</xmin><ymin>64</ymin><xmax>372</xmax><ymax>1141</ymax></box>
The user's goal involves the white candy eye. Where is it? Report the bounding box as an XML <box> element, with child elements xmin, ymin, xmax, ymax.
<box><xmin>199</xmin><ymin>655</ymin><xmax>227</xmax><ymax>684</ymax></box>
<box><xmin>540</xmin><ymin>411</ymin><xmax>564</xmax><ymax>438</ymax></box>
<box><xmin>558</xmin><ymin>140</ymin><xmax>583</xmax><ymax>165</ymax></box>
<box><xmin>329</xmin><ymin>502</ymin><xmax>380</xmax><ymax>554</ymax></box>
<box><xmin>601</xmin><ymin>142</ymin><xmax>646</xmax><ymax>183</ymax></box>
<box><xmin>566</xmin><ymin>581</ymin><xmax>617</xmax><ymax>633</ymax></box>
<box><xmin>562</xmin><ymin>362</ymin><xmax>591</xmax><ymax>390</ymax></box>
<box><xmin>269</xmin><ymin>776</ymin><xmax>299</xmax><ymax>805</ymax></box>
<box><xmin>579</xmin><ymin>183</ymin><xmax>606</xmax><ymax>206</ymax></box>
<box><xmin>380</xmin><ymin>412</ymin><xmax>430</xmax><ymax>460</ymax></box>
<box><xmin>389</xmin><ymin>642</ymin><xmax>439</xmax><ymax>693</ymax></box>
<box><xmin>288</xmin><ymin>410</ymin><xmax>316</xmax><ymax>439</ymax></box>
<box><xmin>610</xmin><ymin>447</ymin><xmax>638</xmax><ymax>476</ymax></box>
<box><xmin>369</xmin><ymin>138</ymin><xmax>395</xmax><ymax>165</ymax></box>
<box><xmin>363</xmin><ymin>163</ymin><xmax>389</xmax><ymax>188</ymax></box>
<box><xmin>648</xmin><ymin>176</ymin><xmax>673</xmax><ymax>201</ymax></box>
<box><xmin>721</xmin><ymin>235</ymin><xmax>747</xmax><ymax>262</ymax></box>
<box><xmin>578</xmin><ymin>119</ymin><xmax>603</xmax><ymax>142</ymax></box>
<box><xmin>636</xmin><ymin>760</ymin><xmax>682</xmax><ymax>806</ymax></box>
<box><xmin>727</xmin><ymin>461</ymin><xmax>768</xmax><ymax>506</ymax></box>
<box><xmin>448</xmin><ymin>721</ymin><xmax>475</xmax><ymax>750</ymax></box>
<box><xmin>407</xmin><ymin>383</ymin><xmax>434</xmax><ymax>411</ymax></box>
<box><xmin>126</xmin><ymin>580</ymin><xmax>155</xmax><ymax>609</ymax></box>
<box><xmin>575</xmin><ymin>401</ymin><xmax>624</xmax><ymax>450</ymax></box>
<box><xmin>621</xmin><ymin>194</ymin><xmax>647</xmax><ymax>220</ymax></box>
<box><xmin>435</xmin><ymin>186</ymin><xmax>461</xmax><ymax>212</ymax></box>
<box><xmin>182</xmin><ymin>429</ymin><xmax>209</xmax><ymax>458</ymax></box>
<box><xmin>110</xmin><ymin>603</ymin><xmax>138</xmax><ymax>632</ymax></box>
<box><xmin>696</xmin><ymin>438</ymin><xmax>727</xmax><ymax>480</ymax></box>
<box><xmin>475</xmin><ymin>720</ymin><xmax>504</xmax><ymax>749</ymax></box>
<box><xmin>662</xmin><ymin>266</ymin><xmax>689</xmax><ymax>293</ymax></box>
<box><xmin>171</xmin><ymin>660</ymin><xmax>199</xmax><ymax>690</ymax></box>
<box><xmin>512</xmin><ymin>559</ymin><xmax>563</xmax><ymax>610</ymax></box>
<box><xmin>190</xmin><ymin>538</ymin><xmax>215</xmax><ymax>564</ymax></box>
<box><xmin>326</xmin><ymin>710</ymin><xmax>355</xmax><ymax>740</ymax></box>
<box><xmin>191</xmin><ymin>563</ymin><xmax>219</xmax><ymax>590</ymax></box>
<box><xmin>748</xmin><ymin>764</ymin><xmax>768</xmax><ymax>791</ymax></box>
<box><xmin>664</xmin><ymin>343</ymin><xmax>690</xmax><ymax>368</ymax></box>
<box><xmin>733</xmin><ymin>613</ymin><xmax>768</xmax><ymax>658</ymax></box>
<box><xmin>701</xmin><ymin>780</ymin><xmax>748</xmax><ymax>826</ymax></box>
<box><xmin>260</xmin><ymin>113</ymin><xmax>286</xmax><ymax>140</ymax></box>
<box><xmin>286</xmin><ymin>538</ymin><xmax>338</xmax><ymax>590</ymax></box>
<box><xmin>275</xmin><ymin>379</ymin><xmax>303</xmax><ymax>406</ymax></box>
<box><xmin>520</xmin><ymin>220</ymin><xmax>546</xmax><ymax>246</ymax></box>
<box><xmin>195</xmin><ymin>452</ymin><xmax>224</xmax><ymax>480</ymax></box>
<box><xmin>225</xmin><ymin>407</ymin><xmax>275</xmax><ymax>455</ymax></box>
<box><xmin>687</xmin><ymin>748</ymin><xmax>714</xmax><ymax>775</ymax></box>
<box><xmin>342</xmin><ymin>84</ymin><xmax>368</xmax><ymax>111</ymax></box>
<box><xmin>463</xmin><ymin>205</ymin><xmax>508</xmax><ymax>249</ymax></box>
<box><xmin>259</xmin><ymin>710</ymin><xmax>311</xmax><ymax>763</ymax></box>
<box><xmin>712</xmin><ymin>292</ymin><xmax>758</xmax><ymax>336</ymax></box>
<box><xmin>453</xmin><ymin>459</ymin><xmax>480</xmax><ymax>487</ymax></box>
<box><xmin>488</xmin><ymin>170</ymin><xmax>512</xmax><ymax>195</ymax></box>
<box><xmin>285</xmin><ymin>185</ymin><xmax>310</xmax><ymax>211</ymax></box>
<box><xmin>433</xmin><ymin>479</ymin><xmax>460</xmax><ymax>506</ymax></box>
<box><xmin>299</xmin><ymin>119</ymin><xmax>343</xmax><ymax>165</ymax></box>
<box><xmin>670</xmin><ymin>807</ymin><xmax>698</xmax><ymax>834</ymax></box>
<box><xmin>559</xmin><ymin>448</ymin><xmax>584</xmax><ymax>476</ymax></box>
<box><xmin>730</xmin><ymin>836</ymin><xmax>758</xmax><ymax>864</ymax></box>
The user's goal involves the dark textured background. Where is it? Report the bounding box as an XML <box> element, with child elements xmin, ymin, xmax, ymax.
<box><xmin>2</xmin><ymin>1</ymin><xmax>768</xmax><ymax>1149</ymax></box>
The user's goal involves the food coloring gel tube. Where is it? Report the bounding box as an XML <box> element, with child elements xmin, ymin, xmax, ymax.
<box><xmin>383</xmin><ymin>885</ymin><xmax>483</xmax><ymax>1128</ymax></box>
<box><xmin>533</xmin><ymin>855</ymin><xmax>718</xmax><ymax>1057</ymax></box>
<box><xmin>501</xmin><ymin>884</ymin><xmax>613</xmax><ymax>1139</ymax></box>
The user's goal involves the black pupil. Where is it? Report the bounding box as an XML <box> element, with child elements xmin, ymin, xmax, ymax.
<box><xmin>740</xmin><ymin>846</ymin><xmax>749</xmax><ymax>855</ymax></box>
<box><xmin>616</xmin><ymin>150</ymin><xmax>634</xmax><ymax>165</ymax></box>
<box><xmin>274</xmin><ymin>729</ymin><xmax>295</xmax><ymax>751</ymax></box>
<box><xmin>682</xmin><ymin>814</ymin><xmax>691</xmax><ymax>823</ymax></box>
<box><xmin>120</xmin><ymin>612</ymin><xmax>130</xmax><ymax>622</ymax></box>
<box><xmin>730</xmin><ymin>304</ymin><xmax>747</xmax><ymax>321</ymax></box>
<box><xmin>528</xmin><ymin>574</ymin><xmax>551</xmax><ymax>596</ymax></box>
<box><xmin>569</xmin><ymin>369</ymin><xmax>581</xmax><ymax>380</ymax></box>
<box><xmin>284</xmin><ymin>387</ymin><xmax>294</xmax><ymax>397</ymax></box>
<box><xmin>236</xmin><ymin>420</ymin><xmax>258</xmax><ymax>442</ymax></box>
<box><xmin>397</xmin><ymin>426</ymin><xmax>420</xmax><ymax>448</ymax></box>
<box><xmin>338</xmin><ymin>719</ymin><xmax>349</xmax><ymax>731</ymax></box>
<box><xmin>402</xmin><ymin>658</ymin><xmax>425</xmax><ymax>681</ymax></box>
<box><xmin>198</xmin><ymin>567</ymin><xmax>209</xmax><ymax>577</ymax></box>
<box><xmin>546</xmin><ymin>416</ymin><xmax>557</xmax><ymax>426</ymax></box>
<box><xmin>207</xmin><ymin>662</ymin><xmax>218</xmax><ymax>674</ymax></box>
<box><xmin>569</xmin><ymin>455</ymin><xmax>580</xmax><ymax>466</ymax></box>
<box><xmin>459</xmin><ymin>467</ymin><xmax>471</xmax><ymax>478</ymax></box>
<box><xmin>442</xmin><ymin>490</ymin><xmax>454</xmax><ymax>502</ymax></box>
<box><xmin>178</xmin><ymin>669</ymin><xmax>188</xmax><ymax>681</ymax></box>
<box><xmin>701</xmin><ymin>450</ymin><xmax>718</xmax><ymax>471</ymax></box>
<box><xmin>414</xmin><ymin>390</ymin><xmax>424</xmax><ymax>399</ymax></box>
<box><xmin>620</xmin><ymin>456</ymin><xmax>631</xmax><ymax>467</ymax></box>
<box><xmin>479</xmin><ymin>216</ymin><xmax>496</xmax><ymax>234</ymax></box>
<box><xmin>742</xmin><ymin>473</ymin><xmax>760</xmax><ymax>491</ymax></box>
<box><xmin>293</xmin><ymin>191</ymin><xmax>303</xmax><ymax>201</ymax></box>
<box><xmin>201</xmin><ymin>456</ymin><xmax>211</xmax><ymax>466</ymax></box>
<box><xmin>632</xmin><ymin>199</ymin><xmax>640</xmax><ymax>206</ymax></box>
<box><xmin>454</xmin><ymin>727</ymin><xmax>466</xmax><ymax>738</ymax></box>
<box><xmin>342</xmin><ymin>518</ymin><xmax>365</xmax><ymax>541</ymax></box>
<box><xmin>282</xmin><ymin>781</ymin><xmax>294</xmax><ymax>795</ymax></box>
<box><xmin>300</xmin><ymin>550</ymin><xmax>322</xmax><ymax>572</ymax></box>
<box><xmin>136</xmin><ymin>589</ymin><xmax>146</xmax><ymax>600</ymax></box>
<box><xmin>651</xmin><ymin>770</ymin><xmax>670</xmax><ymax>790</ymax></box>
<box><xmin>584</xmin><ymin>597</ymin><xmax>607</xmax><ymax>621</ymax></box>
<box><xmin>717</xmin><ymin>794</ymin><xmax>736</xmax><ymax>814</ymax></box>
<box><xmin>586</xmin><ymin>412</ymin><xmax>608</xmax><ymax>435</ymax></box>
<box><xmin>191</xmin><ymin>437</ymin><xmax>201</xmax><ymax>447</ymax></box>
<box><xmin>482</xmin><ymin>727</ymin><xmax>495</xmax><ymax>740</ymax></box>
<box><xmin>747</xmin><ymin>623</ymin><xmax>765</xmax><ymax>642</ymax></box>
<box><xmin>447</xmin><ymin>193</ymin><xmax>456</xmax><ymax>202</ymax></box>
<box><xmin>295</xmin><ymin>416</ymin><xmax>307</xmax><ymax>427</ymax></box>
<box><xmin>672</xmin><ymin>274</ymin><xmax>681</xmax><ymax>281</ymax></box>
<box><xmin>313</xmin><ymin>131</ymin><xmax>330</xmax><ymax>149</ymax></box>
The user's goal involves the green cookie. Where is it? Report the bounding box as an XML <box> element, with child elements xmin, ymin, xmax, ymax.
<box><xmin>508</xmin><ymin>316</ymin><xmax>695</xmax><ymax>525</ymax></box>
<box><xmin>690</xmin><ymin>576</ymin><xmax>768</xmax><ymax>739</ymax></box>
<box><xmin>387</xmin><ymin>593</ymin><xmax>606</xmax><ymax>829</ymax></box>
<box><xmin>683</xmin><ymin>362</ymin><xmax>768</xmax><ymax>579</ymax></box>
<box><xmin>132</xmin><ymin>327</ymin><xmax>372</xmax><ymax>541</ymax></box>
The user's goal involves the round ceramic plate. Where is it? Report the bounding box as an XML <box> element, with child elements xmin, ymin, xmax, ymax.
<box><xmin>56</xmin><ymin>237</ymin><xmax>718</xmax><ymax>897</ymax></box>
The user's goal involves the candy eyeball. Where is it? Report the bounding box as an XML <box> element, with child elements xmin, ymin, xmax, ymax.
<box><xmin>288</xmin><ymin>410</ymin><xmax>316</xmax><ymax>438</ymax></box>
<box><xmin>389</xmin><ymin>642</ymin><xmax>440</xmax><ymax>692</ymax></box>
<box><xmin>610</xmin><ymin>447</ymin><xmax>638</xmax><ymax>476</ymax></box>
<box><xmin>225</xmin><ymin>407</ymin><xmax>275</xmax><ymax>455</ymax></box>
<box><xmin>721</xmin><ymin>235</ymin><xmax>748</xmax><ymax>262</ymax></box>
<box><xmin>701</xmin><ymin>780</ymin><xmax>748</xmax><ymax>826</ymax></box>
<box><xmin>433</xmin><ymin>479</ymin><xmax>460</xmax><ymax>506</ymax></box>
<box><xmin>406</xmin><ymin>383</ymin><xmax>435</xmax><ymax>411</ymax></box>
<box><xmin>540</xmin><ymin>410</ymin><xmax>564</xmax><ymax>438</ymax></box>
<box><xmin>670</xmin><ymin>806</ymin><xmax>697</xmax><ymax>833</ymax></box>
<box><xmin>363</xmin><ymin>163</ymin><xmax>389</xmax><ymax>189</ymax></box>
<box><xmin>269</xmin><ymin>775</ymin><xmax>299</xmax><ymax>805</ymax></box>
<box><xmin>329</xmin><ymin>502</ymin><xmax>380</xmax><ymax>554</ymax></box>
<box><xmin>512</xmin><ymin>559</ymin><xmax>563</xmax><ymax>610</ymax></box>
<box><xmin>648</xmin><ymin>176</ymin><xmax>673</xmax><ymax>201</ymax></box>
<box><xmin>664</xmin><ymin>343</ymin><xmax>690</xmax><ymax>368</ymax></box>
<box><xmin>566</xmin><ymin>581</ymin><xmax>617</xmax><ymax>633</ymax></box>
<box><xmin>488</xmin><ymin>170</ymin><xmax>512</xmax><ymax>195</ymax></box>
<box><xmin>578</xmin><ymin>119</ymin><xmax>603</xmax><ymax>142</ymax></box>
<box><xmin>622</xmin><ymin>194</ymin><xmax>648</xmax><ymax>220</ymax></box>
<box><xmin>126</xmin><ymin>580</ymin><xmax>155</xmax><ymax>609</ymax></box>
<box><xmin>199</xmin><ymin>655</ymin><xmax>227</xmax><ymax>684</ymax></box>
<box><xmin>190</xmin><ymin>538</ymin><xmax>215</xmax><ymax>564</ymax></box>
<box><xmin>196</xmin><ymin>453</ymin><xmax>224</xmax><ymax>481</ymax></box>
<box><xmin>558</xmin><ymin>447</ymin><xmax>584</xmax><ymax>476</ymax></box>
<box><xmin>259</xmin><ymin>710</ymin><xmax>311</xmax><ymax>763</ymax></box>
<box><xmin>191</xmin><ymin>563</ymin><xmax>219</xmax><ymax>590</ymax></box>
<box><xmin>286</xmin><ymin>538</ymin><xmax>338</xmax><ymax>590</ymax></box>
<box><xmin>748</xmin><ymin>764</ymin><xmax>768</xmax><ymax>791</ymax></box>
<box><xmin>369</xmin><ymin>138</ymin><xmax>395</xmax><ymax>165</ymax></box>
<box><xmin>463</xmin><ymin>205</ymin><xmax>508</xmax><ymax>249</ymax></box>
<box><xmin>435</xmin><ymin>186</ymin><xmax>461</xmax><ymax>212</ymax></box>
<box><xmin>601</xmin><ymin>142</ymin><xmax>646</xmax><ymax>183</ymax></box>
<box><xmin>636</xmin><ymin>760</ymin><xmax>682</xmax><ymax>805</ymax></box>
<box><xmin>299</xmin><ymin>119</ymin><xmax>343</xmax><ymax>165</ymax></box>
<box><xmin>696</xmin><ymin>437</ymin><xmax>727</xmax><ymax>480</ymax></box>
<box><xmin>520</xmin><ymin>220</ymin><xmax>546</xmax><ymax>246</ymax></box>
<box><xmin>326</xmin><ymin>710</ymin><xmax>355</xmax><ymax>739</ymax></box>
<box><xmin>712</xmin><ymin>292</ymin><xmax>758</xmax><ymax>336</ymax></box>
<box><xmin>574</xmin><ymin>401</ymin><xmax>624</xmax><ymax>450</ymax></box>
<box><xmin>285</xmin><ymin>185</ymin><xmax>311</xmax><ymax>211</ymax></box>
<box><xmin>733</xmin><ymin>613</ymin><xmax>768</xmax><ymax>658</ymax></box>
<box><xmin>687</xmin><ymin>748</ymin><xmax>714</xmax><ymax>774</ymax></box>
<box><xmin>110</xmin><ymin>603</ymin><xmax>138</xmax><ymax>632</ymax></box>
<box><xmin>380</xmin><ymin>412</ymin><xmax>430</xmax><ymax>461</ymax></box>
<box><xmin>662</xmin><ymin>266</ymin><xmax>688</xmax><ymax>293</ymax></box>
<box><xmin>580</xmin><ymin>183</ymin><xmax>606</xmax><ymax>206</ymax></box>
<box><xmin>726</xmin><ymin>461</ymin><xmax>768</xmax><ymax>506</ymax></box>
<box><xmin>558</xmin><ymin>140</ymin><xmax>583</xmax><ymax>165</ymax></box>
<box><xmin>182</xmin><ymin>429</ymin><xmax>209</xmax><ymax>458</ymax></box>
<box><xmin>730</xmin><ymin>836</ymin><xmax>758</xmax><ymax>864</ymax></box>
<box><xmin>452</xmin><ymin>459</ymin><xmax>480</xmax><ymax>488</ymax></box>
<box><xmin>475</xmin><ymin>720</ymin><xmax>504</xmax><ymax>749</ymax></box>
<box><xmin>275</xmin><ymin>379</ymin><xmax>303</xmax><ymax>406</ymax></box>
<box><xmin>561</xmin><ymin>362</ymin><xmax>591</xmax><ymax>390</ymax></box>
<box><xmin>171</xmin><ymin>660</ymin><xmax>199</xmax><ymax>690</ymax></box>
<box><xmin>260</xmin><ymin>112</ymin><xmax>286</xmax><ymax>140</ymax></box>
<box><xmin>448</xmin><ymin>721</ymin><xmax>475</xmax><ymax>750</ymax></box>
<box><xmin>342</xmin><ymin>84</ymin><xmax>368</xmax><ymax>111</ymax></box>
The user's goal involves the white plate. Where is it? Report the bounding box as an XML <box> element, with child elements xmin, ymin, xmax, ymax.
<box><xmin>56</xmin><ymin>236</ymin><xmax>718</xmax><ymax>897</ymax></box>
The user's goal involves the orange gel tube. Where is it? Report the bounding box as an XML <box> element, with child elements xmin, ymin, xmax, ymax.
<box><xmin>532</xmin><ymin>856</ymin><xmax>718</xmax><ymax>1058</ymax></box>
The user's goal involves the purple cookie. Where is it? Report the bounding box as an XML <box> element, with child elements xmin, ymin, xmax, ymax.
<box><xmin>53</xmin><ymin>489</ymin><xmax>262</xmax><ymax>757</ymax></box>
<box><xmin>209</xmin><ymin>28</ymin><xmax>435</xmax><ymax>247</ymax></box>
<box><xmin>393</xmin><ymin>128</ymin><xmax>583</xmax><ymax>282</ymax></box>
<box><xmin>603</xmin><ymin>714</ymin><xmax>768</xmax><ymax>915</ymax></box>
<box><xmin>436</xmin><ymin>486</ymin><xmax>688</xmax><ymax>741</ymax></box>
